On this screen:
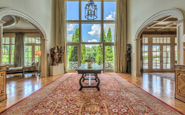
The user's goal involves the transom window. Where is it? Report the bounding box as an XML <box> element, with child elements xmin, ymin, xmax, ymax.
<box><xmin>66</xmin><ymin>0</ymin><xmax>116</xmax><ymax>71</ymax></box>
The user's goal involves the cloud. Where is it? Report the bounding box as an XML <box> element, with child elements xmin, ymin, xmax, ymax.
<box><xmin>88</xmin><ymin>24</ymin><xmax>101</xmax><ymax>37</ymax></box>
<box><xmin>105</xmin><ymin>11</ymin><xmax>116</xmax><ymax>20</ymax></box>
<box><xmin>67</xmin><ymin>23</ymin><xmax>76</xmax><ymax>42</ymax></box>
<box><xmin>67</xmin><ymin>34</ymin><xmax>73</xmax><ymax>42</ymax></box>
<box><xmin>88</xmin><ymin>39</ymin><xmax>98</xmax><ymax>42</ymax></box>
<box><xmin>85</xmin><ymin>43</ymin><xmax>99</xmax><ymax>48</ymax></box>
<box><xmin>67</xmin><ymin>23</ymin><xmax>76</xmax><ymax>32</ymax></box>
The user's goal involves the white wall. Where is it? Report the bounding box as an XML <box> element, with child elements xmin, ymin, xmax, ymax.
<box><xmin>127</xmin><ymin>0</ymin><xmax>185</xmax><ymax>76</ymax></box>
<box><xmin>0</xmin><ymin>0</ymin><xmax>56</xmax><ymax>74</ymax></box>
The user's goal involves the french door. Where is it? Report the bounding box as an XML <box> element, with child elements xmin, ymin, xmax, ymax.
<box><xmin>24</xmin><ymin>45</ymin><xmax>40</xmax><ymax>67</ymax></box>
<box><xmin>152</xmin><ymin>45</ymin><xmax>173</xmax><ymax>72</ymax></box>
<box><xmin>142</xmin><ymin>35</ymin><xmax>176</xmax><ymax>72</ymax></box>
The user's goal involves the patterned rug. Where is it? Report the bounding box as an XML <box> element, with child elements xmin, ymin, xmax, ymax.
<box><xmin>0</xmin><ymin>73</ymin><xmax>183</xmax><ymax>115</ymax></box>
<box><xmin>149</xmin><ymin>73</ymin><xmax>175</xmax><ymax>80</ymax></box>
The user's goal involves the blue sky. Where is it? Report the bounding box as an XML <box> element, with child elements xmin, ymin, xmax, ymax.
<box><xmin>66</xmin><ymin>1</ymin><xmax>116</xmax><ymax>43</ymax></box>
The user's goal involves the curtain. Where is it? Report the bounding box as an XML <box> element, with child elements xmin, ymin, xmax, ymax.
<box><xmin>115</xmin><ymin>0</ymin><xmax>127</xmax><ymax>73</ymax></box>
<box><xmin>56</xmin><ymin>0</ymin><xmax>67</xmax><ymax>72</ymax></box>
<box><xmin>14</xmin><ymin>32</ymin><xmax>25</xmax><ymax>67</ymax></box>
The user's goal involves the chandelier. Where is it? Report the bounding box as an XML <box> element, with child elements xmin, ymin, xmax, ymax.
<box><xmin>85</xmin><ymin>0</ymin><xmax>98</xmax><ymax>20</ymax></box>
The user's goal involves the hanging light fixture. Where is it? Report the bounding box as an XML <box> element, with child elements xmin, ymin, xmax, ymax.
<box><xmin>85</xmin><ymin>0</ymin><xmax>98</xmax><ymax>20</ymax></box>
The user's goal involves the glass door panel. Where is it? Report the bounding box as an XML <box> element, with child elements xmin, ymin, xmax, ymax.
<box><xmin>105</xmin><ymin>46</ymin><xmax>114</xmax><ymax>70</ymax></box>
<box><xmin>163</xmin><ymin>46</ymin><xmax>170</xmax><ymax>69</ymax></box>
<box><xmin>35</xmin><ymin>46</ymin><xmax>41</xmax><ymax>62</ymax></box>
<box><xmin>25</xmin><ymin>46</ymin><xmax>32</xmax><ymax>67</ymax></box>
<box><xmin>67</xmin><ymin>46</ymin><xmax>78</xmax><ymax>70</ymax></box>
<box><xmin>11</xmin><ymin>45</ymin><xmax>15</xmax><ymax>64</ymax></box>
<box><xmin>143</xmin><ymin>46</ymin><xmax>148</xmax><ymax>69</ymax></box>
<box><xmin>152</xmin><ymin>45</ymin><xmax>160</xmax><ymax>69</ymax></box>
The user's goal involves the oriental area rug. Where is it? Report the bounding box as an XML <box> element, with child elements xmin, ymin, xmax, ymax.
<box><xmin>0</xmin><ymin>73</ymin><xmax>183</xmax><ymax>115</ymax></box>
<box><xmin>149</xmin><ymin>73</ymin><xmax>175</xmax><ymax>80</ymax></box>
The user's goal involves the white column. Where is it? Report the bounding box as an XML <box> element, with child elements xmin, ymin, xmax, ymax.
<box><xmin>136</xmin><ymin>38</ymin><xmax>141</xmax><ymax>77</ymax></box>
<box><xmin>40</xmin><ymin>38</ymin><xmax>48</xmax><ymax>77</ymax></box>
<box><xmin>176</xmin><ymin>20</ymin><xmax>184</xmax><ymax>65</ymax></box>
<box><xmin>0</xmin><ymin>20</ymin><xmax>5</xmax><ymax>65</ymax></box>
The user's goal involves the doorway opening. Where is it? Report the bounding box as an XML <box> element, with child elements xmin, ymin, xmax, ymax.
<box><xmin>141</xmin><ymin>16</ymin><xmax>178</xmax><ymax>73</ymax></box>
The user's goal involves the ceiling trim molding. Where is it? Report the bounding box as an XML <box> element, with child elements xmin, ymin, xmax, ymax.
<box><xmin>135</xmin><ymin>8</ymin><xmax>184</xmax><ymax>40</ymax></box>
<box><xmin>3</xmin><ymin>15</ymin><xmax>20</xmax><ymax>28</ymax></box>
<box><xmin>0</xmin><ymin>7</ymin><xmax>47</xmax><ymax>40</ymax></box>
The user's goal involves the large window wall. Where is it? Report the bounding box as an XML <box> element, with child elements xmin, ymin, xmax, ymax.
<box><xmin>66</xmin><ymin>0</ymin><xmax>116</xmax><ymax>72</ymax></box>
<box><xmin>2</xmin><ymin>33</ymin><xmax>15</xmax><ymax>65</ymax></box>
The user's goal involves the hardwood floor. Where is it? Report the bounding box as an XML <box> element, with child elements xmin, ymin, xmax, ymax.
<box><xmin>118</xmin><ymin>73</ymin><xmax>185</xmax><ymax>114</ymax></box>
<box><xmin>0</xmin><ymin>73</ymin><xmax>185</xmax><ymax>114</ymax></box>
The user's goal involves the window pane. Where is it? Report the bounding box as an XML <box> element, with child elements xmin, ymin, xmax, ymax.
<box><xmin>25</xmin><ymin>37</ymin><xmax>41</xmax><ymax>44</ymax></box>
<box><xmin>3</xmin><ymin>37</ymin><xmax>10</xmax><ymax>44</ymax></box>
<box><xmin>36</xmin><ymin>37</ymin><xmax>41</xmax><ymax>44</ymax></box>
<box><xmin>163</xmin><ymin>46</ymin><xmax>171</xmax><ymax>69</ymax></box>
<box><xmin>67</xmin><ymin>46</ymin><xmax>78</xmax><ymax>69</ymax></box>
<box><xmin>175</xmin><ymin>37</ymin><xmax>177</xmax><ymax>43</ymax></box>
<box><xmin>11</xmin><ymin>38</ymin><xmax>15</xmax><ymax>44</ymax></box>
<box><xmin>66</xmin><ymin>23</ymin><xmax>79</xmax><ymax>42</ymax></box>
<box><xmin>153</xmin><ymin>37</ymin><xmax>156</xmax><ymax>43</ymax></box>
<box><xmin>25</xmin><ymin>46</ymin><xmax>32</xmax><ymax>66</ymax></box>
<box><xmin>82</xmin><ymin>1</ymin><xmax>101</xmax><ymax>20</ymax></box>
<box><xmin>11</xmin><ymin>45</ymin><xmax>15</xmax><ymax>64</ymax></box>
<box><xmin>32</xmin><ymin>38</ymin><xmax>36</xmax><ymax>43</ymax></box>
<box><xmin>82</xmin><ymin>24</ymin><xmax>101</xmax><ymax>42</ymax></box>
<box><xmin>35</xmin><ymin>46</ymin><xmax>41</xmax><ymax>63</ymax></box>
<box><xmin>160</xmin><ymin>37</ymin><xmax>163</xmax><ymax>43</ymax></box>
<box><xmin>143</xmin><ymin>46</ymin><xmax>148</xmax><ymax>69</ymax></box>
<box><xmin>153</xmin><ymin>45</ymin><xmax>160</xmax><ymax>69</ymax></box>
<box><xmin>143</xmin><ymin>37</ymin><xmax>148</xmax><ymax>44</ymax></box>
<box><xmin>167</xmin><ymin>37</ymin><xmax>170</xmax><ymax>43</ymax></box>
<box><xmin>2</xmin><ymin>45</ymin><xmax>9</xmax><ymax>65</ymax></box>
<box><xmin>104</xmin><ymin>2</ymin><xmax>116</xmax><ymax>20</ymax></box>
<box><xmin>105</xmin><ymin>46</ymin><xmax>114</xmax><ymax>69</ymax></box>
<box><xmin>81</xmin><ymin>44</ymin><xmax>103</xmax><ymax>68</ymax></box>
<box><xmin>66</xmin><ymin>1</ymin><xmax>79</xmax><ymax>20</ymax></box>
<box><xmin>104</xmin><ymin>24</ymin><xmax>115</xmax><ymax>42</ymax></box>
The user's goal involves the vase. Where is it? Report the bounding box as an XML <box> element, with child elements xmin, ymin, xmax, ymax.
<box><xmin>88</xmin><ymin>62</ymin><xmax>91</xmax><ymax>68</ymax></box>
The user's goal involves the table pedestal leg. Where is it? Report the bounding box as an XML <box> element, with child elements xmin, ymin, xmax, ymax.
<box><xmin>95</xmin><ymin>73</ymin><xmax>100</xmax><ymax>91</ymax></box>
<box><xmin>82</xmin><ymin>74</ymin><xmax>85</xmax><ymax>82</ymax></box>
<box><xmin>79</xmin><ymin>74</ymin><xmax>83</xmax><ymax>91</ymax></box>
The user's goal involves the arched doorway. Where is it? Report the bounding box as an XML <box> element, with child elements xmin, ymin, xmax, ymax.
<box><xmin>135</xmin><ymin>8</ymin><xmax>184</xmax><ymax>76</ymax></box>
<box><xmin>0</xmin><ymin>8</ymin><xmax>48</xmax><ymax>77</ymax></box>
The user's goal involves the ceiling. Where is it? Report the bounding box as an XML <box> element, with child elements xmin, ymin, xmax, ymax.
<box><xmin>142</xmin><ymin>16</ymin><xmax>178</xmax><ymax>34</ymax></box>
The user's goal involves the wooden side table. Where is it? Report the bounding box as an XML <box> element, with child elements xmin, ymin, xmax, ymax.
<box><xmin>0</xmin><ymin>70</ymin><xmax>7</xmax><ymax>102</ymax></box>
